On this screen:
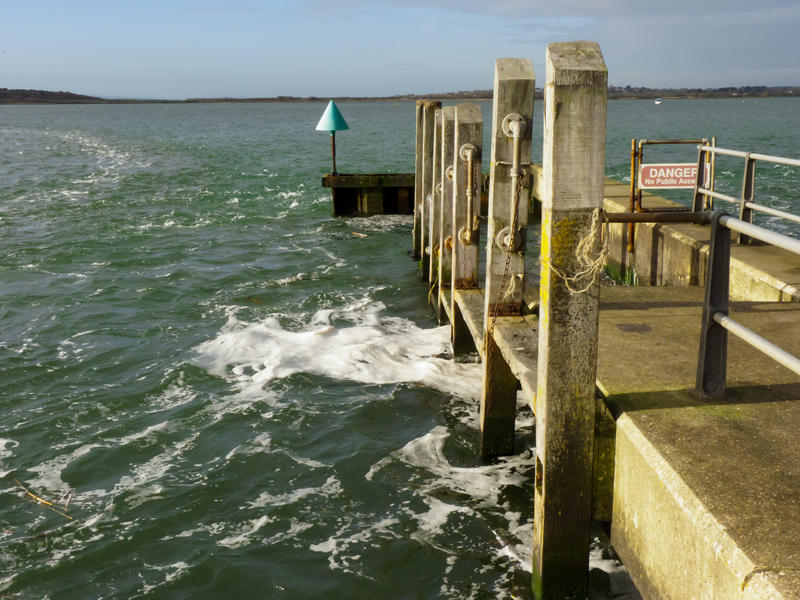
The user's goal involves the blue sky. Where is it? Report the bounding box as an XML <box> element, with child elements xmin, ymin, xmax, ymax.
<box><xmin>2</xmin><ymin>0</ymin><xmax>799</xmax><ymax>99</ymax></box>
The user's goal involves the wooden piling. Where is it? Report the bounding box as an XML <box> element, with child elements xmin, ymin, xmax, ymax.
<box><xmin>428</xmin><ymin>108</ymin><xmax>443</xmax><ymax>290</ymax></box>
<box><xmin>419</xmin><ymin>100</ymin><xmax>441</xmax><ymax>279</ymax></box>
<box><xmin>451</xmin><ymin>103</ymin><xmax>483</xmax><ymax>357</ymax></box>
<box><xmin>480</xmin><ymin>58</ymin><xmax>535</xmax><ymax>458</ymax></box>
<box><xmin>436</xmin><ymin>106</ymin><xmax>456</xmax><ymax>323</ymax></box>
<box><xmin>413</xmin><ymin>100</ymin><xmax>424</xmax><ymax>260</ymax></box>
<box><xmin>533</xmin><ymin>41</ymin><xmax>608</xmax><ymax>600</ymax></box>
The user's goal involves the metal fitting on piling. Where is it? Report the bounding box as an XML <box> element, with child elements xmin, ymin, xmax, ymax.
<box><xmin>499</xmin><ymin>113</ymin><xmax>527</xmax><ymax>252</ymax></box>
<box><xmin>459</xmin><ymin>142</ymin><xmax>479</xmax><ymax>246</ymax></box>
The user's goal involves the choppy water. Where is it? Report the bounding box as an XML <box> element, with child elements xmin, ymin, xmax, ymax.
<box><xmin>1</xmin><ymin>98</ymin><xmax>798</xmax><ymax>599</ymax></box>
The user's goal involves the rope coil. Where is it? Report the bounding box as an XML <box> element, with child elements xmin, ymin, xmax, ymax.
<box><xmin>545</xmin><ymin>208</ymin><xmax>609</xmax><ymax>295</ymax></box>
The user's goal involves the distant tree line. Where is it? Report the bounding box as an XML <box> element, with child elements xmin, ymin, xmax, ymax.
<box><xmin>0</xmin><ymin>88</ymin><xmax>106</xmax><ymax>104</ymax></box>
<box><xmin>606</xmin><ymin>85</ymin><xmax>799</xmax><ymax>99</ymax></box>
<box><xmin>2</xmin><ymin>86</ymin><xmax>798</xmax><ymax>105</ymax></box>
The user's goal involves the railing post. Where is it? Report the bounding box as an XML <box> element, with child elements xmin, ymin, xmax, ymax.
<box><xmin>696</xmin><ymin>211</ymin><xmax>730</xmax><ymax>399</ymax></box>
<box><xmin>419</xmin><ymin>100</ymin><xmax>441</xmax><ymax>279</ymax></box>
<box><xmin>436</xmin><ymin>106</ymin><xmax>456</xmax><ymax>323</ymax></box>
<box><xmin>451</xmin><ymin>103</ymin><xmax>483</xmax><ymax>356</ymax></box>
<box><xmin>428</xmin><ymin>108</ymin><xmax>443</xmax><ymax>290</ymax></box>
<box><xmin>413</xmin><ymin>100</ymin><xmax>424</xmax><ymax>260</ymax></box>
<box><xmin>692</xmin><ymin>145</ymin><xmax>710</xmax><ymax>212</ymax></box>
<box><xmin>534</xmin><ymin>41</ymin><xmax>607</xmax><ymax>600</ymax></box>
<box><xmin>738</xmin><ymin>153</ymin><xmax>757</xmax><ymax>244</ymax></box>
<box><xmin>480</xmin><ymin>58</ymin><xmax>535</xmax><ymax>458</ymax></box>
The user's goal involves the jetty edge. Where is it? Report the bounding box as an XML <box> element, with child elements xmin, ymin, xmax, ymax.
<box><xmin>409</xmin><ymin>42</ymin><xmax>800</xmax><ymax>599</ymax></box>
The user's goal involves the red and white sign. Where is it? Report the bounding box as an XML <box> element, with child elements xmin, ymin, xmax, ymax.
<box><xmin>638</xmin><ymin>163</ymin><xmax>700</xmax><ymax>189</ymax></box>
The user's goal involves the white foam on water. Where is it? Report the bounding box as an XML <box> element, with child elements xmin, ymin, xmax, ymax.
<box><xmin>27</xmin><ymin>443</ymin><xmax>105</xmax><ymax>493</ymax></box>
<box><xmin>193</xmin><ymin>299</ymin><xmax>482</xmax><ymax>400</ymax></box>
<box><xmin>0</xmin><ymin>438</ymin><xmax>18</xmax><ymax>478</ymax></box>
<box><xmin>144</xmin><ymin>375</ymin><xmax>197</xmax><ymax>413</ymax></box>
<box><xmin>247</xmin><ymin>475</ymin><xmax>341</xmax><ymax>509</ymax></box>
<box><xmin>217</xmin><ymin>515</ymin><xmax>274</xmax><ymax>549</ymax></box>
<box><xmin>589</xmin><ymin>539</ymin><xmax>643</xmax><ymax>599</ymax></box>
<box><xmin>136</xmin><ymin>561</ymin><xmax>191</xmax><ymax>597</ymax></box>
<box><xmin>224</xmin><ymin>432</ymin><xmax>272</xmax><ymax>460</ymax></box>
<box><xmin>343</xmin><ymin>214</ymin><xmax>413</xmax><ymax>232</ymax></box>
<box><xmin>309</xmin><ymin>516</ymin><xmax>401</xmax><ymax>575</ymax></box>
<box><xmin>368</xmin><ymin>424</ymin><xmax>534</xmax><ymax>574</ymax></box>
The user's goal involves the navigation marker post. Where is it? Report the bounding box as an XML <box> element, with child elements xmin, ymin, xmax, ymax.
<box><xmin>316</xmin><ymin>100</ymin><xmax>349</xmax><ymax>175</ymax></box>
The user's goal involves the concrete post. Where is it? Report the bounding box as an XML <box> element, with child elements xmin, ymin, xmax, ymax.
<box><xmin>533</xmin><ymin>41</ymin><xmax>607</xmax><ymax>600</ymax></box>
<box><xmin>436</xmin><ymin>106</ymin><xmax>456</xmax><ymax>323</ymax></box>
<box><xmin>420</xmin><ymin>101</ymin><xmax>441</xmax><ymax>279</ymax></box>
<box><xmin>451</xmin><ymin>103</ymin><xmax>483</xmax><ymax>356</ymax></box>
<box><xmin>480</xmin><ymin>58</ymin><xmax>535</xmax><ymax>458</ymax></box>
<box><xmin>413</xmin><ymin>100</ymin><xmax>424</xmax><ymax>260</ymax></box>
<box><xmin>428</xmin><ymin>108</ymin><xmax>443</xmax><ymax>289</ymax></box>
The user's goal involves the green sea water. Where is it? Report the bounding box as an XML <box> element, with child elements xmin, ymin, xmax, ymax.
<box><xmin>0</xmin><ymin>97</ymin><xmax>798</xmax><ymax>599</ymax></box>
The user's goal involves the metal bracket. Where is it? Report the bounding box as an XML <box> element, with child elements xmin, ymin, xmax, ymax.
<box><xmin>459</xmin><ymin>143</ymin><xmax>478</xmax><ymax>162</ymax></box>
<box><xmin>444</xmin><ymin>235</ymin><xmax>454</xmax><ymax>252</ymax></box>
<box><xmin>458</xmin><ymin>215</ymin><xmax>480</xmax><ymax>246</ymax></box>
<box><xmin>495</xmin><ymin>226</ymin><xmax>524</xmax><ymax>252</ymax></box>
<box><xmin>445</xmin><ymin>165</ymin><xmax>454</xmax><ymax>181</ymax></box>
<box><xmin>501</xmin><ymin>113</ymin><xmax>527</xmax><ymax>139</ymax></box>
<box><xmin>435</xmin><ymin>183</ymin><xmax>443</xmax><ymax>196</ymax></box>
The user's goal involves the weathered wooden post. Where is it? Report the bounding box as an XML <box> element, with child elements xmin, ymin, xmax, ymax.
<box><xmin>533</xmin><ymin>41</ymin><xmax>607</xmax><ymax>600</ymax></box>
<box><xmin>428</xmin><ymin>108</ymin><xmax>443</xmax><ymax>289</ymax></box>
<box><xmin>481</xmin><ymin>58</ymin><xmax>535</xmax><ymax>457</ymax></box>
<box><xmin>419</xmin><ymin>101</ymin><xmax>441</xmax><ymax>279</ymax></box>
<box><xmin>436</xmin><ymin>106</ymin><xmax>456</xmax><ymax>322</ymax></box>
<box><xmin>413</xmin><ymin>100</ymin><xmax>425</xmax><ymax>260</ymax></box>
<box><xmin>451</xmin><ymin>103</ymin><xmax>482</xmax><ymax>355</ymax></box>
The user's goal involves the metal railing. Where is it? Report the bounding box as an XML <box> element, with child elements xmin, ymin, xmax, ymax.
<box><xmin>692</xmin><ymin>145</ymin><xmax>800</xmax><ymax>243</ymax></box>
<box><xmin>696</xmin><ymin>211</ymin><xmax>800</xmax><ymax>399</ymax></box>
<box><xmin>628</xmin><ymin>138</ymin><xmax>714</xmax><ymax>251</ymax></box>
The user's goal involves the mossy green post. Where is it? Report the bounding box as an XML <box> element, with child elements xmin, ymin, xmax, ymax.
<box><xmin>534</xmin><ymin>41</ymin><xmax>607</xmax><ymax>600</ymax></box>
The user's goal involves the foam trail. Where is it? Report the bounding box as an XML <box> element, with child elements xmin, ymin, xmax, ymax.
<box><xmin>193</xmin><ymin>300</ymin><xmax>482</xmax><ymax>399</ymax></box>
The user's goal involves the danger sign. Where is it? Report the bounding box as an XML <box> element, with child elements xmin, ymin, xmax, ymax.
<box><xmin>638</xmin><ymin>163</ymin><xmax>700</xmax><ymax>189</ymax></box>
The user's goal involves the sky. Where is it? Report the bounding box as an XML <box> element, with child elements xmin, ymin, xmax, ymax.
<box><xmin>1</xmin><ymin>0</ymin><xmax>799</xmax><ymax>99</ymax></box>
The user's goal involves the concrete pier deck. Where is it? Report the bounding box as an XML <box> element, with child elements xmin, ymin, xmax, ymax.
<box><xmin>598</xmin><ymin>286</ymin><xmax>800</xmax><ymax>599</ymax></box>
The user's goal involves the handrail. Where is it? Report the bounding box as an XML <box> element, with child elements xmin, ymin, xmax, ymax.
<box><xmin>698</xmin><ymin>145</ymin><xmax>800</xmax><ymax>168</ymax></box>
<box><xmin>719</xmin><ymin>214</ymin><xmax>800</xmax><ymax>255</ymax></box>
<box><xmin>696</xmin><ymin>211</ymin><xmax>800</xmax><ymax>399</ymax></box>
<box><xmin>693</xmin><ymin>145</ymin><xmax>800</xmax><ymax>243</ymax></box>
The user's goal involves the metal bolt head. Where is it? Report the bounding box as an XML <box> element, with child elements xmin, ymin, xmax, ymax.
<box><xmin>501</xmin><ymin>113</ymin><xmax>527</xmax><ymax>138</ymax></box>
<box><xmin>459</xmin><ymin>143</ymin><xmax>478</xmax><ymax>162</ymax></box>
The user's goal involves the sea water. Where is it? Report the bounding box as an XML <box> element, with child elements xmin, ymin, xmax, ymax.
<box><xmin>1</xmin><ymin>98</ymin><xmax>798</xmax><ymax>599</ymax></box>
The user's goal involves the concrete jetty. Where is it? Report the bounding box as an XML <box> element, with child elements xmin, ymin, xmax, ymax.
<box><xmin>411</xmin><ymin>42</ymin><xmax>800</xmax><ymax>599</ymax></box>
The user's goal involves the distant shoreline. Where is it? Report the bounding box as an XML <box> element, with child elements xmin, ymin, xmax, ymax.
<box><xmin>1</xmin><ymin>86</ymin><xmax>798</xmax><ymax>105</ymax></box>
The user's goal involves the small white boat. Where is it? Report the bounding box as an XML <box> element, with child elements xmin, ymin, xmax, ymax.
<box><xmin>654</xmin><ymin>98</ymin><xmax>663</xmax><ymax>105</ymax></box>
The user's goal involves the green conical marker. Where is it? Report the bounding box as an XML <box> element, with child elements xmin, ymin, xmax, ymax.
<box><xmin>316</xmin><ymin>100</ymin><xmax>349</xmax><ymax>174</ymax></box>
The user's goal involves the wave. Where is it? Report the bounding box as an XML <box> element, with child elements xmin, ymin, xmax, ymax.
<box><xmin>192</xmin><ymin>298</ymin><xmax>482</xmax><ymax>400</ymax></box>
